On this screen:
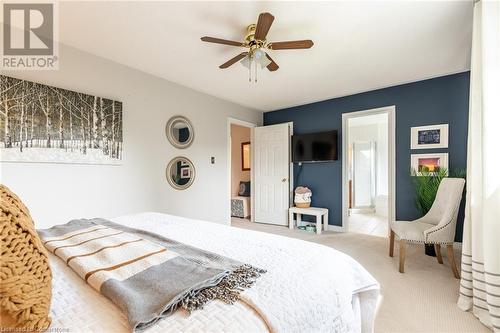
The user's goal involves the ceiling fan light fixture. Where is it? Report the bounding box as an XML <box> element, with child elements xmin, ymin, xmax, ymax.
<box><xmin>201</xmin><ymin>11</ymin><xmax>313</xmax><ymax>80</ymax></box>
<box><xmin>254</xmin><ymin>48</ymin><xmax>265</xmax><ymax>60</ymax></box>
<box><xmin>257</xmin><ymin>55</ymin><xmax>272</xmax><ymax>69</ymax></box>
<box><xmin>240</xmin><ymin>55</ymin><xmax>251</xmax><ymax>69</ymax></box>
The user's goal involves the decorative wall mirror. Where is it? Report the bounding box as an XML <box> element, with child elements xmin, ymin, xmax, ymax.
<box><xmin>166</xmin><ymin>156</ymin><xmax>196</xmax><ymax>190</ymax></box>
<box><xmin>166</xmin><ymin>116</ymin><xmax>194</xmax><ymax>149</ymax></box>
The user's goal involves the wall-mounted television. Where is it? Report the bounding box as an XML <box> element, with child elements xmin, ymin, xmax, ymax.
<box><xmin>292</xmin><ymin>130</ymin><xmax>338</xmax><ymax>162</ymax></box>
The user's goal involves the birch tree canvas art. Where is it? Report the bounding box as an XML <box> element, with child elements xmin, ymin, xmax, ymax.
<box><xmin>0</xmin><ymin>75</ymin><xmax>123</xmax><ymax>164</ymax></box>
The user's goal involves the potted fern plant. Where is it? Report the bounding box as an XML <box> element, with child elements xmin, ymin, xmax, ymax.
<box><xmin>411</xmin><ymin>168</ymin><xmax>466</xmax><ymax>256</ymax></box>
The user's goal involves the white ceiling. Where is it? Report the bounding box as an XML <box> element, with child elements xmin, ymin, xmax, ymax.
<box><xmin>58</xmin><ymin>1</ymin><xmax>473</xmax><ymax>111</ymax></box>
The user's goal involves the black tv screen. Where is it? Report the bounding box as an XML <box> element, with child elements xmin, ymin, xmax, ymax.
<box><xmin>292</xmin><ymin>130</ymin><xmax>338</xmax><ymax>162</ymax></box>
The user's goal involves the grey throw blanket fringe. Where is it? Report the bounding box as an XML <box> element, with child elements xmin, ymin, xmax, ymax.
<box><xmin>180</xmin><ymin>264</ymin><xmax>266</xmax><ymax>312</ymax></box>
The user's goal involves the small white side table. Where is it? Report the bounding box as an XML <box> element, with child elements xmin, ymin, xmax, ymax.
<box><xmin>288</xmin><ymin>207</ymin><xmax>329</xmax><ymax>235</ymax></box>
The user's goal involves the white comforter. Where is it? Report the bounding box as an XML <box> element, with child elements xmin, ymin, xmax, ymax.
<box><xmin>48</xmin><ymin>212</ymin><xmax>379</xmax><ymax>333</ymax></box>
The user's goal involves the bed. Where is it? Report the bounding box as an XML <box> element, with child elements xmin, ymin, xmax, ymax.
<box><xmin>47</xmin><ymin>212</ymin><xmax>379</xmax><ymax>332</ymax></box>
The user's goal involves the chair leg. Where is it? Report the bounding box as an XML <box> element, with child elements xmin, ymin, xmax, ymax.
<box><xmin>389</xmin><ymin>230</ymin><xmax>395</xmax><ymax>257</ymax></box>
<box><xmin>446</xmin><ymin>244</ymin><xmax>460</xmax><ymax>279</ymax></box>
<box><xmin>399</xmin><ymin>240</ymin><xmax>406</xmax><ymax>273</ymax></box>
<box><xmin>435</xmin><ymin>244</ymin><xmax>443</xmax><ymax>264</ymax></box>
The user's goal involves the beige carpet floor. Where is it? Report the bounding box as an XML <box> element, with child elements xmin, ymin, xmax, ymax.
<box><xmin>232</xmin><ymin>219</ymin><xmax>489</xmax><ymax>333</ymax></box>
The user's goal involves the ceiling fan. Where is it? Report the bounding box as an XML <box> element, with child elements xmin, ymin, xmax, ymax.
<box><xmin>201</xmin><ymin>12</ymin><xmax>314</xmax><ymax>81</ymax></box>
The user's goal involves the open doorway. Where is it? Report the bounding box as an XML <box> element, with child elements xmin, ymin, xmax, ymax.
<box><xmin>342</xmin><ymin>106</ymin><xmax>395</xmax><ymax>237</ymax></box>
<box><xmin>229</xmin><ymin>122</ymin><xmax>253</xmax><ymax>226</ymax></box>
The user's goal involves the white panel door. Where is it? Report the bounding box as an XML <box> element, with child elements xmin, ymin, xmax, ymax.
<box><xmin>253</xmin><ymin>123</ymin><xmax>290</xmax><ymax>225</ymax></box>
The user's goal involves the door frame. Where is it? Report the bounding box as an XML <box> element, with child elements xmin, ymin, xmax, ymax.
<box><xmin>227</xmin><ymin>117</ymin><xmax>257</xmax><ymax>225</ymax></box>
<box><xmin>341</xmin><ymin>105</ymin><xmax>396</xmax><ymax>233</ymax></box>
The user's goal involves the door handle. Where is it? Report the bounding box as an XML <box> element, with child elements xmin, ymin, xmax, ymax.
<box><xmin>281</xmin><ymin>178</ymin><xmax>287</xmax><ymax>182</ymax></box>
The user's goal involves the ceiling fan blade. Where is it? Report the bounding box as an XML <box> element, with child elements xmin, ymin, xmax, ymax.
<box><xmin>267</xmin><ymin>40</ymin><xmax>314</xmax><ymax>50</ymax></box>
<box><xmin>265</xmin><ymin>53</ymin><xmax>279</xmax><ymax>71</ymax></box>
<box><xmin>254</xmin><ymin>12</ymin><xmax>275</xmax><ymax>40</ymax></box>
<box><xmin>219</xmin><ymin>52</ymin><xmax>248</xmax><ymax>69</ymax></box>
<box><xmin>201</xmin><ymin>36</ymin><xmax>243</xmax><ymax>47</ymax></box>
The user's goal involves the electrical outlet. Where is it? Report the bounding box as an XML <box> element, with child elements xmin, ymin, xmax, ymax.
<box><xmin>210</xmin><ymin>156</ymin><xmax>215</xmax><ymax>164</ymax></box>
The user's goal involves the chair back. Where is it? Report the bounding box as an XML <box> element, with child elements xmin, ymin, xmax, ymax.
<box><xmin>424</xmin><ymin>178</ymin><xmax>465</xmax><ymax>226</ymax></box>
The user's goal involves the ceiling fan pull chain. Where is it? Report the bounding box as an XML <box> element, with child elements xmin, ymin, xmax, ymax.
<box><xmin>248</xmin><ymin>59</ymin><xmax>251</xmax><ymax>82</ymax></box>
<box><xmin>255</xmin><ymin>60</ymin><xmax>258</xmax><ymax>83</ymax></box>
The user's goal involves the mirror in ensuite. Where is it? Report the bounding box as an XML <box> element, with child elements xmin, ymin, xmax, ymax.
<box><xmin>347</xmin><ymin>113</ymin><xmax>389</xmax><ymax>237</ymax></box>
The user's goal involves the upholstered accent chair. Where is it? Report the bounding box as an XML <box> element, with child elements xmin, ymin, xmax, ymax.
<box><xmin>389</xmin><ymin>178</ymin><xmax>465</xmax><ymax>278</ymax></box>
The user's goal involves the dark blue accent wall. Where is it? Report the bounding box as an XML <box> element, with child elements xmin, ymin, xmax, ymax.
<box><xmin>264</xmin><ymin>72</ymin><xmax>470</xmax><ymax>241</ymax></box>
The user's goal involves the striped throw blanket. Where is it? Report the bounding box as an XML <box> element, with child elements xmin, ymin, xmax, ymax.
<box><xmin>38</xmin><ymin>219</ymin><xmax>265</xmax><ymax>331</ymax></box>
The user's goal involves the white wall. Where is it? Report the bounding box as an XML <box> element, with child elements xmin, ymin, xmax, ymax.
<box><xmin>230</xmin><ymin>124</ymin><xmax>251</xmax><ymax>197</ymax></box>
<box><xmin>0</xmin><ymin>43</ymin><xmax>262</xmax><ymax>228</ymax></box>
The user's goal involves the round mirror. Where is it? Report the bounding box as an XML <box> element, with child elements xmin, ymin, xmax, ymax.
<box><xmin>166</xmin><ymin>156</ymin><xmax>196</xmax><ymax>190</ymax></box>
<box><xmin>166</xmin><ymin>116</ymin><xmax>194</xmax><ymax>149</ymax></box>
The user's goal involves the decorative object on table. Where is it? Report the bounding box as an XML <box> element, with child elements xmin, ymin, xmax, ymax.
<box><xmin>241</xmin><ymin>142</ymin><xmax>251</xmax><ymax>171</ymax></box>
<box><xmin>0</xmin><ymin>75</ymin><xmax>123</xmax><ymax>164</ymax></box>
<box><xmin>298</xmin><ymin>225</ymin><xmax>307</xmax><ymax>231</ymax></box>
<box><xmin>294</xmin><ymin>186</ymin><xmax>312</xmax><ymax>208</ymax></box>
<box><xmin>410</xmin><ymin>168</ymin><xmax>466</xmax><ymax>256</ymax></box>
<box><xmin>166</xmin><ymin>156</ymin><xmax>195</xmax><ymax>190</ymax></box>
<box><xmin>411</xmin><ymin>153</ymin><xmax>448</xmax><ymax>176</ymax></box>
<box><xmin>305</xmin><ymin>225</ymin><xmax>316</xmax><ymax>233</ymax></box>
<box><xmin>166</xmin><ymin>115</ymin><xmax>194</xmax><ymax>149</ymax></box>
<box><xmin>389</xmin><ymin>178</ymin><xmax>465</xmax><ymax>278</ymax></box>
<box><xmin>238</xmin><ymin>181</ymin><xmax>251</xmax><ymax>197</ymax></box>
<box><xmin>410</xmin><ymin>124</ymin><xmax>448</xmax><ymax>149</ymax></box>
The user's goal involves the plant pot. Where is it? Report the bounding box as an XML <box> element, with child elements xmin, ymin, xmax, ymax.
<box><xmin>424</xmin><ymin>244</ymin><xmax>436</xmax><ymax>257</ymax></box>
<box><xmin>295</xmin><ymin>202</ymin><xmax>311</xmax><ymax>208</ymax></box>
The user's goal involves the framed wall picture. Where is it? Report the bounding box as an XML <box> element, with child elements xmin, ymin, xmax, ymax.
<box><xmin>0</xmin><ymin>75</ymin><xmax>123</xmax><ymax>164</ymax></box>
<box><xmin>410</xmin><ymin>124</ymin><xmax>448</xmax><ymax>149</ymax></box>
<box><xmin>241</xmin><ymin>141</ymin><xmax>250</xmax><ymax>171</ymax></box>
<box><xmin>411</xmin><ymin>153</ymin><xmax>449</xmax><ymax>176</ymax></box>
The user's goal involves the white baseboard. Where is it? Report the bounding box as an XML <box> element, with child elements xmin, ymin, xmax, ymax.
<box><xmin>327</xmin><ymin>225</ymin><xmax>345</xmax><ymax>232</ymax></box>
